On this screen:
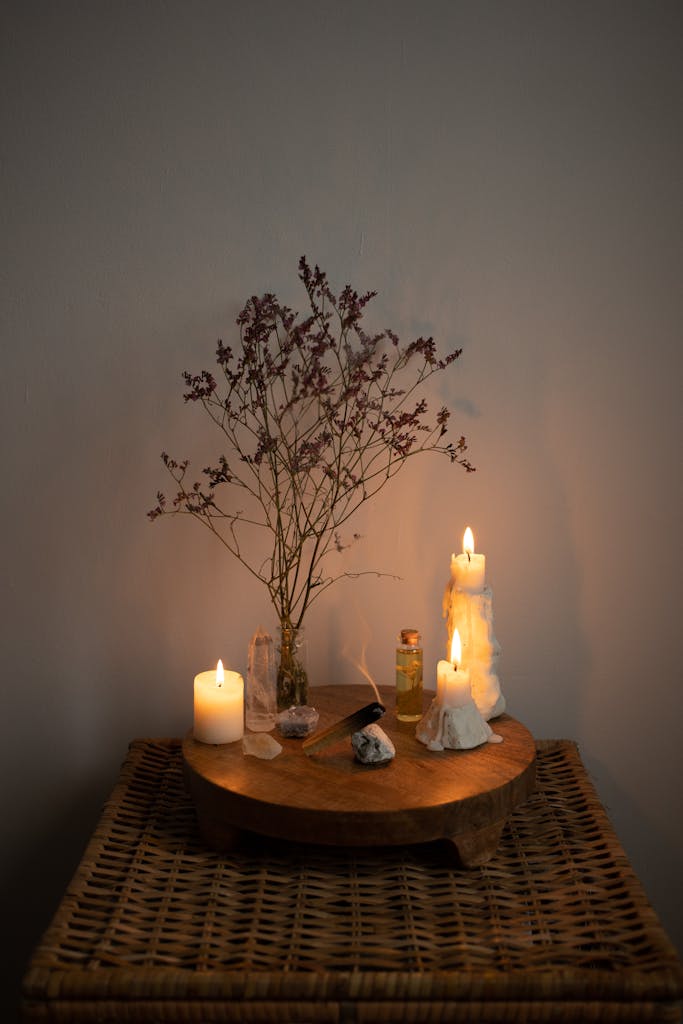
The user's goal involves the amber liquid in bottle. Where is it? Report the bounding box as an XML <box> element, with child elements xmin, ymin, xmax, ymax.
<box><xmin>396</xmin><ymin>629</ymin><xmax>423</xmax><ymax>722</ymax></box>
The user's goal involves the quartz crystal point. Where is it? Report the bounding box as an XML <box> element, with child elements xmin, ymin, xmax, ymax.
<box><xmin>246</xmin><ymin>625</ymin><xmax>277</xmax><ymax>731</ymax></box>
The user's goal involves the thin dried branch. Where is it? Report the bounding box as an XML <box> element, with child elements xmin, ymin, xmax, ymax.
<box><xmin>150</xmin><ymin>257</ymin><xmax>474</xmax><ymax>628</ymax></box>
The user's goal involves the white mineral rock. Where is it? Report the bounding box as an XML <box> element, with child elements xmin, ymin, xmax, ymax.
<box><xmin>242</xmin><ymin>733</ymin><xmax>283</xmax><ymax>760</ymax></box>
<box><xmin>352</xmin><ymin>723</ymin><xmax>396</xmax><ymax>765</ymax></box>
<box><xmin>416</xmin><ymin>698</ymin><xmax>502</xmax><ymax>751</ymax></box>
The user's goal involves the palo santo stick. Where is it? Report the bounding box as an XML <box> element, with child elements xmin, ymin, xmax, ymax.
<box><xmin>302</xmin><ymin>702</ymin><xmax>386</xmax><ymax>755</ymax></box>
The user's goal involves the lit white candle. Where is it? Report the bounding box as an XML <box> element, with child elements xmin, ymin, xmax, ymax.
<box><xmin>450</xmin><ymin>526</ymin><xmax>486</xmax><ymax>594</ymax></box>
<box><xmin>193</xmin><ymin>659</ymin><xmax>244</xmax><ymax>744</ymax></box>
<box><xmin>436</xmin><ymin>630</ymin><xmax>471</xmax><ymax>708</ymax></box>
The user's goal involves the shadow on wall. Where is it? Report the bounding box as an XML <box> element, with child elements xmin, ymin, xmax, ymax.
<box><xmin>583</xmin><ymin>748</ymin><xmax>683</xmax><ymax>959</ymax></box>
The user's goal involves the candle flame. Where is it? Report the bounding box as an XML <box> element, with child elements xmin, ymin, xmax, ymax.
<box><xmin>463</xmin><ymin>526</ymin><xmax>475</xmax><ymax>556</ymax></box>
<box><xmin>215</xmin><ymin>659</ymin><xmax>224</xmax><ymax>687</ymax></box>
<box><xmin>450</xmin><ymin>629</ymin><xmax>462</xmax><ymax>668</ymax></box>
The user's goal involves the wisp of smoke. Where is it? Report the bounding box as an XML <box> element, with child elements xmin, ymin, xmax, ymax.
<box><xmin>342</xmin><ymin>626</ymin><xmax>382</xmax><ymax>704</ymax></box>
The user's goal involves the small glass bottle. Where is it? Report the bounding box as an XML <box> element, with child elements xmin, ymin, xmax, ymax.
<box><xmin>396</xmin><ymin>628</ymin><xmax>423</xmax><ymax>722</ymax></box>
<box><xmin>246</xmin><ymin>625</ymin><xmax>277</xmax><ymax>731</ymax></box>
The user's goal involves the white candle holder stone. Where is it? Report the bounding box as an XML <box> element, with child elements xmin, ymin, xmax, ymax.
<box><xmin>416</xmin><ymin>696</ymin><xmax>503</xmax><ymax>751</ymax></box>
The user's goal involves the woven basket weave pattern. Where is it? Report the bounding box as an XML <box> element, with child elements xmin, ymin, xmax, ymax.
<box><xmin>21</xmin><ymin>739</ymin><xmax>682</xmax><ymax>1022</ymax></box>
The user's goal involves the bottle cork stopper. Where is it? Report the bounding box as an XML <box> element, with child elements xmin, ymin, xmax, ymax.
<box><xmin>400</xmin><ymin>629</ymin><xmax>420</xmax><ymax>645</ymax></box>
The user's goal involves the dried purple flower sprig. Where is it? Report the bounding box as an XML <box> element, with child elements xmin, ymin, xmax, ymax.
<box><xmin>150</xmin><ymin>257</ymin><xmax>474</xmax><ymax>635</ymax></box>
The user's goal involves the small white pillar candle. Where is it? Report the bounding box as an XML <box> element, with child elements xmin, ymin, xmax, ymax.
<box><xmin>450</xmin><ymin>526</ymin><xmax>486</xmax><ymax>594</ymax></box>
<box><xmin>436</xmin><ymin>630</ymin><xmax>471</xmax><ymax>708</ymax></box>
<box><xmin>193</xmin><ymin>659</ymin><xmax>244</xmax><ymax>744</ymax></box>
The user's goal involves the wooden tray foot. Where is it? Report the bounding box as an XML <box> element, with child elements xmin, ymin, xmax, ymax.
<box><xmin>448</xmin><ymin>819</ymin><xmax>505</xmax><ymax>867</ymax></box>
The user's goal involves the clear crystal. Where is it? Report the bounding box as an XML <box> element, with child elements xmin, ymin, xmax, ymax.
<box><xmin>275</xmin><ymin>704</ymin><xmax>319</xmax><ymax>738</ymax></box>
<box><xmin>242</xmin><ymin>733</ymin><xmax>282</xmax><ymax>760</ymax></box>
<box><xmin>246</xmin><ymin>626</ymin><xmax>277</xmax><ymax>731</ymax></box>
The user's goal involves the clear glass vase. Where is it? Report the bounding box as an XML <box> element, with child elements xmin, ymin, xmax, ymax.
<box><xmin>276</xmin><ymin>623</ymin><xmax>308</xmax><ymax>710</ymax></box>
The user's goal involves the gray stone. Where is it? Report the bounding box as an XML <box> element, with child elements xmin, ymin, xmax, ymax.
<box><xmin>352</xmin><ymin>723</ymin><xmax>396</xmax><ymax>765</ymax></box>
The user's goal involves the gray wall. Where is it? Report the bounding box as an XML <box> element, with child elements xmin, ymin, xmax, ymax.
<box><xmin>3</xmin><ymin>0</ymin><xmax>681</xmax><ymax>1012</ymax></box>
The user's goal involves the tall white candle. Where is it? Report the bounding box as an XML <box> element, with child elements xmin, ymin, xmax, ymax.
<box><xmin>443</xmin><ymin>527</ymin><xmax>506</xmax><ymax>722</ymax></box>
<box><xmin>450</xmin><ymin>526</ymin><xmax>486</xmax><ymax>594</ymax></box>
<box><xmin>436</xmin><ymin>630</ymin><xmax>471</xmax><ymax>708</ymax></box>
<box><xmin>193</xmin><ymin>659</ymin><xmax>244</xmax><ymax>744</ymax></box>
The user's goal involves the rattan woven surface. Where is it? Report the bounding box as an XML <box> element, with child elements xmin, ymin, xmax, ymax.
<box><xmin>22</xmin><ymin>738</ymin><xmax>682</xmax><ymax>1023</ymax></box>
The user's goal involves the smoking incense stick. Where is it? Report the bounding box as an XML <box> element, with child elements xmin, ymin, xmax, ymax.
<box><xmin>302</xmin><ymin>702</ymin><xmax>386</xmax><ymax>755</ymax></box>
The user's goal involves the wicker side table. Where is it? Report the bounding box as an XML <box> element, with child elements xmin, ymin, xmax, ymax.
<box><xmin>21</xmin><ymin>738</ymin><xmax>683</xmax><ymax>1023</ymax></box>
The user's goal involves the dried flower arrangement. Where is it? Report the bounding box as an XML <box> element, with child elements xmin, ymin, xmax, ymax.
<box><xmin>150</xmin><ymin>257</ymin><xmax>474</xmax><ymax>706</ymax></box>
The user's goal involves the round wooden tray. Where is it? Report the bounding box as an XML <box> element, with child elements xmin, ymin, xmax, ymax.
<box><xmin>182</xmin><ymin>684</ymin><xmax>536</xmax><ymax>866</ymax></box>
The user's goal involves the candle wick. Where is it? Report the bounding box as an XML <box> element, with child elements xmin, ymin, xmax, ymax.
<box><xmin>467</xmin><ymin>551</ymin><xmax>471</xmax><ymax>562</ymax></box>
